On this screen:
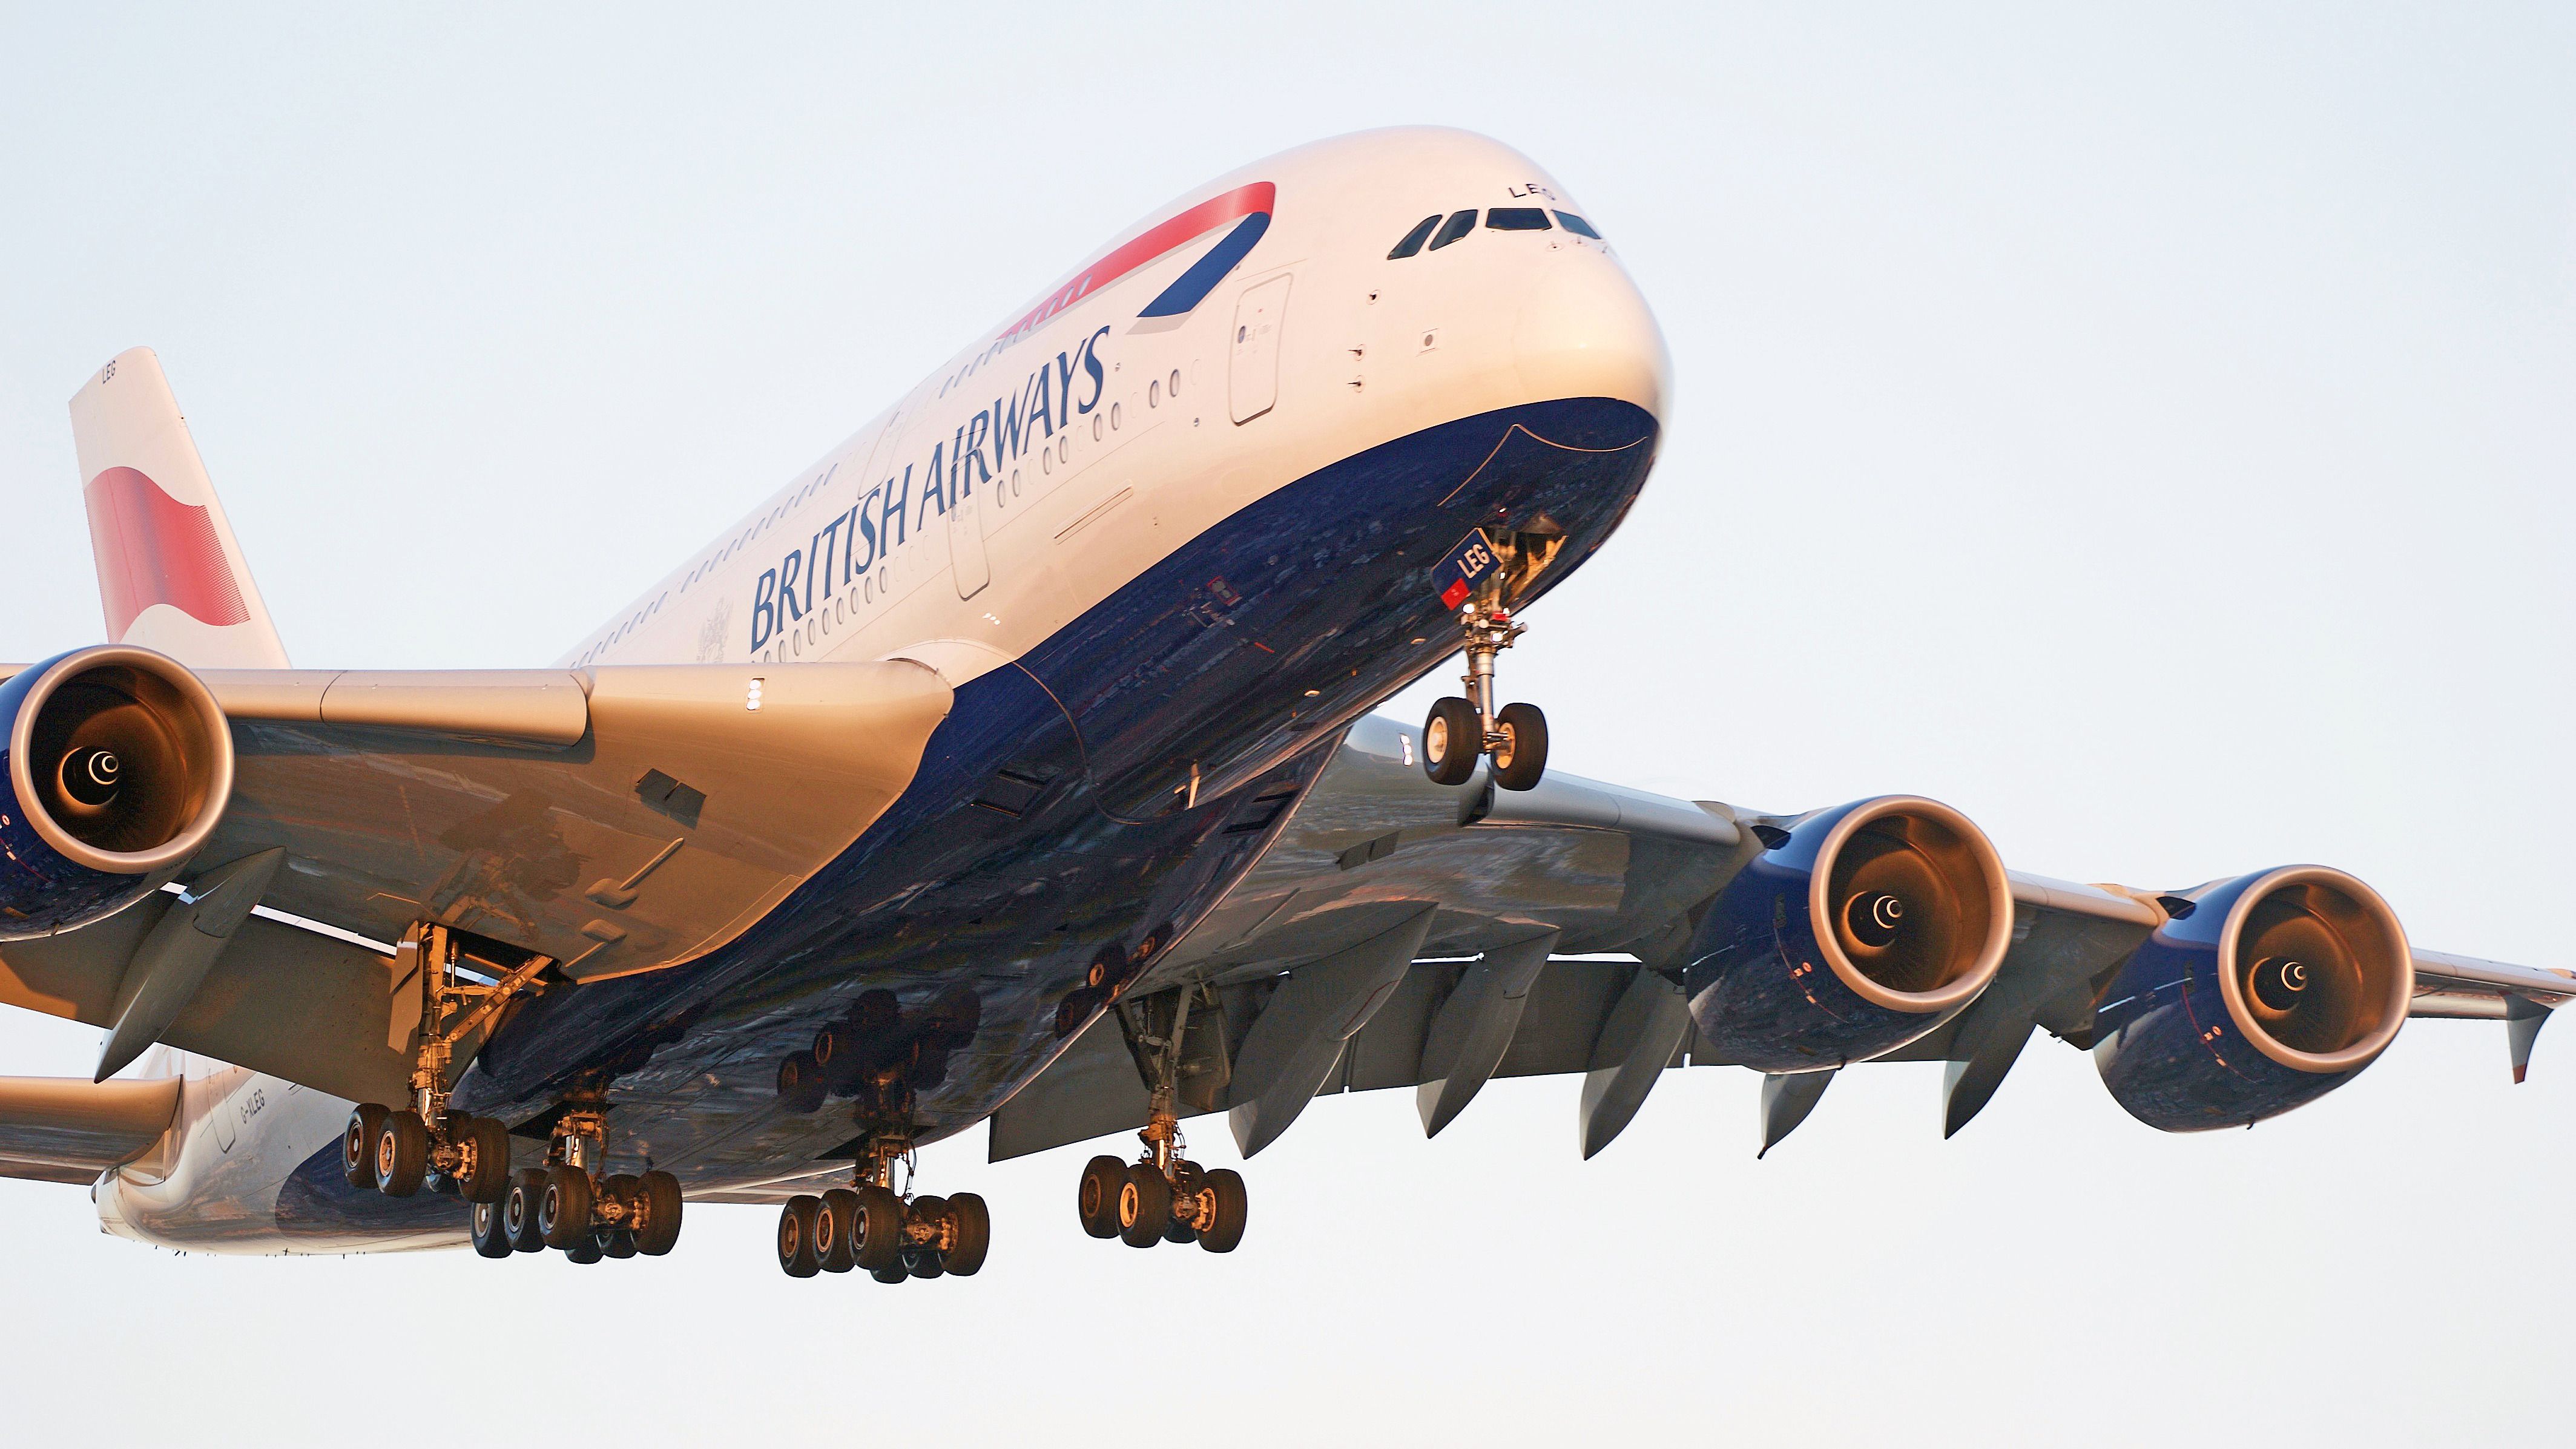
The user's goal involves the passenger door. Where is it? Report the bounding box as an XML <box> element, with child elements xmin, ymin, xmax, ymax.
<box><xmin>1230</xmin><ymin>274</ymin><xmax>1293</xmax><ymax>424</ymax></box>
<box><xmin>949</xmin><ymin>456</ymin><xmax>991</xmax><ymax>599</ymax></box>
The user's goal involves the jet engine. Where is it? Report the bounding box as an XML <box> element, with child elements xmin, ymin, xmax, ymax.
<box><xmin>2093</xmin><ymin>866</ymin><xmax>2411</xmax><ymax>1131</ymax></box>
<box><xmin>1684</xmin><ymin>795</ymin><xmax>2013</xmax><ymax>1072</ymax></box>
<box><xmin>0</xmin><ymin>645</ymin><xmax>234</xmax><ymax>938</ymax></box>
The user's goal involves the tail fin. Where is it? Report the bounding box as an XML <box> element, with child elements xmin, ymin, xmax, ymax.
<box><xmin>68</xmin><ymin>347</ymin><xmax>291</xmax><ymax>668</ymax></box>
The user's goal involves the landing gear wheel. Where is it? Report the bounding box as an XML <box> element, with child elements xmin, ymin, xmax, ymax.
<box><xmin>1118</xmin><ymin>1163</ymin><xmax>1171</xmax><ymax>1247</ymax></box>
<box><xmin>1491</xmin><ymin>702</ymin><xmax>1548</xmax><ymax>791</ymax></box>
<box><xmin>1077</xmin><ymin>1155</ymin><xmax>1125</xmax><ymax>1239</ymax></box>
<box><xmin>869</xmin><ymin>1263</ymin><xmax>909</xmax><ymax>1284</ymax></box>
<box><xmin>538</xmin><ymin>1163</ymin><xmax>594</xmax><ymax>1250</ymax></box>
<box><xmin>852</xmin><ymin>1183</ymin><xmax>906</xmax><ymax>1272</ymax></box>
<box><xmin>777</xmin><ymin>1194</ymin><xmax>821</xmax><ymax>1278</ymax></box>
<box><xmin>455</xmin><ymin>1115</ymin><xmax>513</xmax><ymax>1204</ymax></box>
<box><xmin>601</xmin><ymin>1229</ymin><xmax>636</xmax><ymax>1260</ymax></box>
<box><xmin>564</xmin><ymin>1237</ymin><xmax>604</xmax><ymax>1264</ymax></box>
<box><xmin>942</xmin><ymin>1192</ymin><xmax>990</xmax><ymax>1276</ymax></box>
<box><xmin>909</xmin><ymin>1195</ymin><xmax>950</xmax><ymax>1279</ymax></box>
<box><xmin>504</xmin><ymin>1168</ymin><xmax>548</xmax><ymax>1252</ymax></box>
<box><xmin>1422</xmin><ymin>697</ymin><xmax>1481</xmax><ymax>786</ymax></box>
<box><xmin>776</xmin><ymin>1051</ymin><xmax>827</xmax><ymax>1114</ymax></box>
<box><xmin>1198</xmin><ymin>1168</ymin><xmax>1248</xmax><ymax>1254</ymax></box>
<box><xmin>374</xmin><ymin>1111</ymin><xmax>429</xmax><ymax>1197</ymax></box>
<box><xmin>1162</xmin><ymin>1214</ymin><xmax>1199</xmax><ymax>1245</ymax></box>
<box><xmin>633</xmin><ymin>1169</ymin><xmax>684</xmax><ymax>1256</ymax></box>
<box><xmin>341</xmin><ymin>1104</ymin><xmax>387</xmax><ymax>1190</ymax></box>
<box><xmin>814</xmin><ymin>1188</ymin><xmax>859</xmax><ymax>1273</ymax></box>
<box><xmin>469</xmin><ymin>1200</ymin><xmax>514</xmax><ymax>1259</ymax></box>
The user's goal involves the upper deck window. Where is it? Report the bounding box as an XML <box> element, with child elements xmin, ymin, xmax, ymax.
<box><xmin>1428</xmin><ymin>209</ymin><xmax>1477</xmax><ymax>251</ymax></box>
<box><xmin>1486</xmin><ymin>208</ymin><xmax>1552</xmax><ymax>231</ymax></box>
<box><xmin>1388</xmin><ymin>214</ymin><xmax>1441</xmax><ymax>259</ymax></box>
<box><xmin>1553</xmin><ymin>211</ymin><xmax>1602</xmax><ymax>239</ymax></box>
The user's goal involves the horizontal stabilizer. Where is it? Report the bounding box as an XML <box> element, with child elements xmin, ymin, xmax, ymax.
<box><xmin>0</xmin><ymin>1075</ymin><xmax>179</xmax><ymax>1183</ymax></box>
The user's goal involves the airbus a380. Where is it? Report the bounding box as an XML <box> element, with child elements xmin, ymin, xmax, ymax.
<box><xmin>1</xmin><ymin>128</ymin><xmax>2564</xmax><ymax>1277</ymax></box>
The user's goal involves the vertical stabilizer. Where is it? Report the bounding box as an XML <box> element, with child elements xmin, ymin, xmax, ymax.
<box><xmin>68</xmin><ymin>348</ymin><xmax>291</xmax><ymax>668</ymax></box>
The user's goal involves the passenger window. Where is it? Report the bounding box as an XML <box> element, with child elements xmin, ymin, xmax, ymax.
<box><xmin>1428</xmin><ymin>210</ymin><xmax>1476</xmax><ymax>251</ymax></box>
<box><xmin>1486</xmin><ymin>208</ymin><xmax>1551</xmax><ymax>231</ymax></box>
<box><xmin>1553</xmin><ymin>211</ymin><xmax>1601</xmax><ymax>239</ymax></box>
<box><xmin>1388</xmin><ymin>214</ymin><xmax>1441</xmax><ymax>259</ymax></box>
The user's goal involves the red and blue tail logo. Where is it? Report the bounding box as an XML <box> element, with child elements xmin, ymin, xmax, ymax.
<box><xmin>1001</xmin><ymin>182</ymin><xmax>1274</xmax><ymax>343</ymax></box>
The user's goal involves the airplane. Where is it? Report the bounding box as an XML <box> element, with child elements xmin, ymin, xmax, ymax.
<box><xmin>2</xmin><ymin>126</ymin><xmax>2566</xmax><ymax>1279</ymax></box>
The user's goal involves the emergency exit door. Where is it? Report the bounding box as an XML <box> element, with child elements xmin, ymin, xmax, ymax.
<box><xmin>1229</xmin><ymin>274</ymin><xmax>1293</xmax><ymax>424</ymax></box>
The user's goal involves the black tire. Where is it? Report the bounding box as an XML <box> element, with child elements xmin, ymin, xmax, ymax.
<box><xmin>538</xmin><ymin>1163</ymin><xmax>594</xmax><ymax>1250</ymax></box>
<box><xmin>504</xmin><ymin>1168</ymin><xmax>548</xmax><ymax>1252</ymax></box>
<box><xmin>601</xmin><ymin>1229</ymin><xmax>637</xmax><ymax>1260</ymax></box>
<box><xmin>341</xmin><ymin>1104</ymin><xmax>387</xmax><ymax>1189</ymax></box>
<box><xmin>374</xmin><ymin>1111</ymin><xmax>429</xmax><ymax>1197</ymax></box>
<box><xmin>942</xmin><ymin>1192</ymin><xmax>990</xmax><ymax>1276</ymax></box>
<box><xmin>456</xmin><ymin>1116</ymin><xmax>512</xmax><ymax>1204</ymax></box>
<box><xmin>904</xmin><ymin>1246</ymin><xmax>945</xmax><ymax>1280</ymax></box>
<box><xmin>1422</xmin><ymin>697</ymin><xmax>1482</xmax><ymax>785</ymax></box>
<box><xmin>469</xmin><ymin>1200</ymin><xmax>514</xmax><ymax>1259</ymax></box>
<box><xmin>633</xmin><ymin>1169</ymin><xmax>684</xmax><ymax>1257</ymax></box>
<box><xmin>564</xmin><ymin>1237</ymin><xmax>604</xmax><ymax>1264</ymax></box>
<box><xmin>869</xmin><ymin>1263</ymin><xmax>909</xmax><ymax>1284</ymax></box>
<box><xmin>1076</xmin><ymin>1155</ymin><xmax>1125</xmax><ymax>1239</ymax></box>
<box><xmin>777</xmin><ymin>1050</ymin><xmax>827</xmax><ymax>1114</ymax></box>
<box><xmin>777</xmin><ymin>1195</ymin><xmax>820</xmax><ymax>1278</ymax></box>
<box><xmin>815</xmin><ymin>1188</ymin><xmax>859</xmax><ymax>1273</ymax></box>
<box><xmin>1491</xmin><ymin>702</ymin><xmax>1548</xmax><ymax>791</ymax></box>
<box><xmin>1199</xmin><ymin>1168</ymin><xmax>1248</xmax><ymax>1254</ymax></box>
<box><xmin>1118</xmin><ymin>1163</ymin><xmax>1171</xmax><ymax>1248</ymax></box>
<box><xmin>601</xmin><ymin>1172</ymin><xmax>641</xmax><ymax>1217</ymax></box>
<box><xmin>852</xmin><ymin>1183</ymin><xmax>906</xmax><ymax>1272</ymax></box>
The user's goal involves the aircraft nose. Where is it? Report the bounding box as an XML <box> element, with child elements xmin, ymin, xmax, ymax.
<box><xmin>1513</xmin><ymin>255</ymin><xmax>1670</xmax><ymax>422</ymax></box>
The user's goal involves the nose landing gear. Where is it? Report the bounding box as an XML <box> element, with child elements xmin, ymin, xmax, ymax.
<box><xmin>1420</xmin><ymin>526</ymin><xmax>1558</xmax><ymax>792</ymax></box>
<box><xmin>1422</xmin><ymin>602</ymin><xmax>1547</xmax><ymax>791</ymax></box>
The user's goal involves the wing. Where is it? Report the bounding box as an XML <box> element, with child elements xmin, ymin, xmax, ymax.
<box><xmin>989</xmin><ymin>715</ymin><xmax>2572</xmax><ymax>1165</ymax></box>
<box><xmin>0</xmin><ymin>657</ymin><xmax>951</xmax><ymax>1100</ymax></box>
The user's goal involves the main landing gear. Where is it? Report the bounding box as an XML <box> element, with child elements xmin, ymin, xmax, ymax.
<box><xmin>1421</xmin><ymin>598</ymin><xmax>1547</xmax><ymax>792</ymax></box>
<box><xmin>774</xmin><ymin>1131</ymin><xmax>990</xmax><ymax>1283</ymax></box>
<box><xmin>339</xmin><ymin>922</ymin><xmax>684</xmax><ymax>1264</ymax></box>
<box><xmin>1078</xmin><ymin>987</ymin><xmax>1248</xmax><ymax>1254</ymax></box>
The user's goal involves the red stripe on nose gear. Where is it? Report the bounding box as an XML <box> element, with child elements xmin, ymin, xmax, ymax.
<box><xmin>82</xmin><ymin>465</ymin><xmax>250</xmax><ymax>637</ymax></box>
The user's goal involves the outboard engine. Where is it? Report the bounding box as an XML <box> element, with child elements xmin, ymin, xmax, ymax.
<box><xmin>2093</xmin><ymin>866</ymin><xmax>2411</xmax><ymax>1131</ymax></box>
<box><xmin>0</xmin><ymin>645</ymin><xmax>233</xmax><ymax>937</ymax></box>
<box><xmin>1685</xmin><ymin>795</ymin><xmax>2013</xmax><ymax>1072</ymax></box>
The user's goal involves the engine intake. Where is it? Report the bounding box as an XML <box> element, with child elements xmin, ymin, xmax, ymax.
<box><xmin>2093</xmin><ymin>866</ymin><xmax>2411</xmax><ymax>1131</ymax></box>
<box><xmin>0</xmin><ymin>645</ymin><xmax>233</xmax><ymax>937</ymax></box>
<box><xmin>1684</xmin><ymin>795</ymin><xmax>2013</xmax><ymax>1072</ymax></box>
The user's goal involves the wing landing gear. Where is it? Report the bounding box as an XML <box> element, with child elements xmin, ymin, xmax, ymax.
<box><xmin>1076</xmin><ymin>986</ymin><xmax>1249</xmax><ymax>1254</ymax></box>
<box><xmin>773</xmin><ymin>1128</ymin><xmax>989</xmax><ymax>1281</ymax></box>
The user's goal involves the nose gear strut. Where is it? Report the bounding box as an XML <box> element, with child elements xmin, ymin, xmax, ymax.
<box><xmin>1420</xmin><ymin>527</ymin><xmax>1555</xmax><ymax>791</ymax></box>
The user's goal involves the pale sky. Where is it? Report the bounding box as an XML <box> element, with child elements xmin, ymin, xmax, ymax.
<box><xmin>3</xmin><ymin>6</ymin><xmax>2572</xmax><ymax>1444</ymax></box>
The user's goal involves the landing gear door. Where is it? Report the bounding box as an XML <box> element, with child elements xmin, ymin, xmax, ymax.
<box><xmin>1229</xmin><ymin>275</ymin><xmax>1292</xmax><ymax>424</ymax></box>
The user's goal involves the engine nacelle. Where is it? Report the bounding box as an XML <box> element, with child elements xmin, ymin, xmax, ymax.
<box><xmin>2093</xmin><ymin>866</ymin><xmax>2411</xmax><ymax>1131</ymax></box>
<box><xmin>0</xmin><ymin>645</ymin><xmax>233</xmax><ymax>938</ymax></box>
<box><xmin>1684</xmin><ymin>795</ymin><xmax>2013</xmax><ymax>1072</ymax></box>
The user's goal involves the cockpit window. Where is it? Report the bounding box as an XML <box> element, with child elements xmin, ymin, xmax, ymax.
<box><xmin>1428</xmin><ymin>209</ymin><xmax>1477</xmax><ymax>251</ymax></box>
<box><xmin>1553</xmin><ymin>211</ymin><xmax>1602</xmax><ymax>239</ymax></box>
<box><xmin>1486</xmin><ymin>208</ymin><xmax>1551</xmax><ymax>231</ymax></box>
<box><xmin>1388</xmin><ymin>214</ymin><xmax>1441</xmax><ymax>259</ymax></box>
